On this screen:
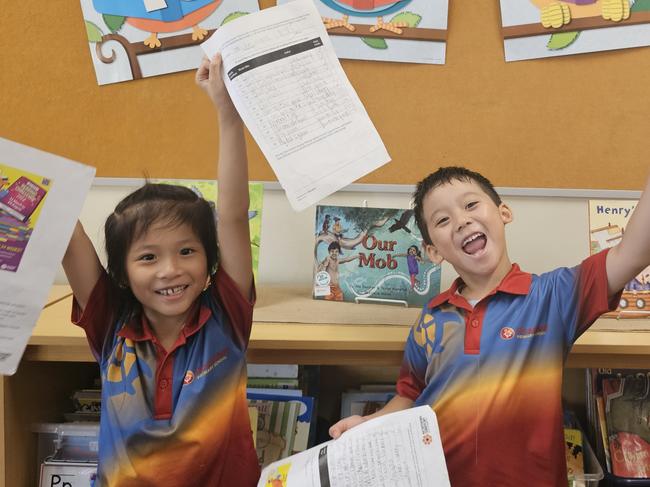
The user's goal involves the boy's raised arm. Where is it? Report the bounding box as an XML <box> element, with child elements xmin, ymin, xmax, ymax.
<box><xmin>606</xmin><ymin>172</ymin><xmax>650</xmax><ymax>295</ymax></box>
<box><xmin>62</xmin><ymin>221</ymin><xmax>103</xmax><ymax>311</ymax></box>
<box><xmin>195</xmin><ymin>54</ymin><xmax>252</xmax><ymax>298</ymax></box>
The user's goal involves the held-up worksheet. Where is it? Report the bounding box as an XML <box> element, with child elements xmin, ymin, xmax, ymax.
<box><xmin>257</xmin><ymin>405</ymin><xmax>450</xmax><ymax>487</ymax></box>
<box><xmin>0</xmin><ymin>138</ymin><xmax>94</xmax><ymax>375</ymax></box>
<box><xmin>201</xmin><ymin>0</ymin><xmax>390</xmax><ymax>211</ymax></box>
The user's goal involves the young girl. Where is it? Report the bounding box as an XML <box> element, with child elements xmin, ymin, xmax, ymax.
<box><xmin>62</xmin><ymin>54</ymin><xmax>260</xmax><ymax>486</ymax></box>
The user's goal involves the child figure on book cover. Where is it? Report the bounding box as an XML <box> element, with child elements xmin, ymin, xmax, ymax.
<box><xmin>313</xmin><ymin>205</ymin><xmax>441</xmax><ymax>306</ymax></box>
<box><xmin>0</xmin><ymin>164</ymin><xmax>50</xmax><ymax>272</ymax></box>
<box><xmin>330</xmin><ymin>166</ymin><xmax>650</xmax><ymax>486</ymax></box>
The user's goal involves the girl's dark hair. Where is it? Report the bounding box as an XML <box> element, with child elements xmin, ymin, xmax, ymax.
<box><xmin>412</xmin><ymin>166</ymin><xmax>501</xmax><ymax>246</ymax></box>
<box><xmin>407</xmin><ymin>244</ymin><xmax>421</xmax><ymax>257</ymax></box>
<box><xmin>105</xmin><ymin>183</ymin><xmax>218</xmax><ymax>318</ymax></box>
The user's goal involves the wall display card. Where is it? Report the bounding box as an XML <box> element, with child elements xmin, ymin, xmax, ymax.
<box><xmin>201</xmin><ymin>0</ymin><xmax>390</xmax><ymax>211</ymax></box>
<box><xmin>589</xmin><ymin>199</ymin><xmax>650</xmax><ymax>318</ymax></box>
<box><xmin>313</xmin><ymin>205</ymin><xmax>440</xmax><ymax>307</ymax></box>
<box><xmin>153</xmin><ymin>179</ymin><xmax>263</xmax><ymax>281</ymax></box>
<box><xmin>500</xmin><ymin>0</ymin><xmax>650</xmax><ymax>62</ymax></box>
<box><xmin>257</xmin><ymin>406</ymin><xmax>450</xmax><ymax>487</ymax></box>
<box><xmin>0</xmin><ymin>138</ymin><xmax>95</xmax><ymax>375</ymax></box>
<box><xmin>277</xmin><ymin>0</ymin><xmax>448</xmax><ymax>64</ymax></box>
<box><xmin>79</xmin><ymin>0</ymin><xmax>261</xmax><ymax>84</ymax></box>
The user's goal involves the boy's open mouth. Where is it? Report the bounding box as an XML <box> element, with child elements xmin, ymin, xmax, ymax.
<box><xmin>156</xmin><ymin>285</ymin><xmax>188</xmax><ymax>296</ymax></box>
<box><xmin>462</xmin><ymin>232</ymin><xmax>487</xmax><ymax>255</ymax></box>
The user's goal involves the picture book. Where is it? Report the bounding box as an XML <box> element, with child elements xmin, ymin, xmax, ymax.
<box><xmin>154</xmin><ymin>179</ymin><xmax>263</xmax><ymax>282</ymax></box>
<box><xmin>314</xmin><ymin>205</ymin><xmax>441</xmax><ymax>307</ymax></box>
<box><xmin>248</xmin><ymin>396</ymin><xmax>300</xmax><ymax>467</ymax></box>
<box><xmin>248</xmin><ymin>392</ymin><xmax>316</xmax><ymax>457</ymax></box>
<box><xmin>0</xmin><ymin>164</ymin><xmax>51</xmax><ymax>273</ymax></box>
<box><xmin>340</xmin><ymin>390</ymin><xmax>395</xmax><ymax>419</ymax></box>
<box><xmin>602</xmin><ymin>370</ymin><xmax>650</xmax><ymax>478</ymax></box>
<box><xmin>588</xmin><ymin>200</ymin><xmax>650</xmax><ymax>318</ymax></box>
<box><xmin>564</xmin><ymin>428</ymin><xmax>585</xmax><ymax>480</ymax></box>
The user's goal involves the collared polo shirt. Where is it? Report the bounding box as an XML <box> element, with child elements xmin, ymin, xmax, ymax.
<box><xmin>72</xmin><ymin>267</ymin><xmax>260</xmax><ymax>487</ymax></box>
<box><xmin>397</xmin><ymin>249</ymin><xmax>619</xmax><ymax>487</ymax></box>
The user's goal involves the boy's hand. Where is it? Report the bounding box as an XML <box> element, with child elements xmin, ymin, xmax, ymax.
<box><xmin>195</xmin><ymin>54</ymin><xmax>238</xmax><ymax>117</ymax></box>
<box><xmin>329</xmin><ymin>415</ymin><xmax>367</xmax><ymax>439</ymax></box>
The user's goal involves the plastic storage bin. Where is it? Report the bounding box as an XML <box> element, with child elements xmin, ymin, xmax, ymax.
<box><xmin>570</xmin><ymin>433</ymin><xmax>604</xmax><ymax>487</ymax></box>
<box><xmin>33</xmin><ymin>422</ymin><xmax>100</xmax><ymax>464</ymax></box>
<box><xmin>603</xmin><ymin>473</ymin><xmax>650</xmax><ymax>486</ymax></box>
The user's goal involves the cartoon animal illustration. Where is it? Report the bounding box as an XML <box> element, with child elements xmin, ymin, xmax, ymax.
<box><xmin>529</xmin><ymin>0</ymin><xmax>634</xmax><ymax>28</ymax></box>
<box><xmin>388</xmin><ymin>209</ymin><xmax>414</xmax><ymax>233</ymax></box>
<box><xmin>320</xmin><ymin>0</ymin><xmax>413</xmax><ymax>34</ymax></box>
<box><xmin>92</xmin><ymin>0</ymin><xmax>222</xmax><ymax>48</ymax></box>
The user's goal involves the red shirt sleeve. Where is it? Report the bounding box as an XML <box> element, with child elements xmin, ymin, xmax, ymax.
<box><xmin>212</xmin><ymin>268</ymin><xmax>256</xmax><ymax>350</ymax></box>
<box><xmin>71</xmin><ymin>271</ymin><xmax>116</xmax><ymax>362</ymax></box>
<box><xmin>575</xmin><ymin>248</ymin><xmax>622</xmax><ymax>338</ymax></box>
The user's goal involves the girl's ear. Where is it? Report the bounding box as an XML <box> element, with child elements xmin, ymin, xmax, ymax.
<box><xmin>425</xmin><ymin>243</ymin><xmax>444</xmax><ymax>265</ymax></box>
<box><xmin>499</xmin><ymin>203</ymin><xmax>513</xmax><ymax>224</ymax></box>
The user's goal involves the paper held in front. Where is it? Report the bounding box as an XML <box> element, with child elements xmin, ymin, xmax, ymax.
<box><xmin>201</xmin><ymin>0</ymin><xmax>390</xmax><ymax>211</ymax></box>
<box><xmin>0</xmin><ymin>138</ymin><xmax>95</xmax><ymax>375</ymax></box>
<box><xmin>257</xmin><ymin>405</ymin><xmax>450</xmax><ymax>487</ymax></box>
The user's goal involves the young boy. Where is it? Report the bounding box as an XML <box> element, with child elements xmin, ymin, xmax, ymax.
<box><xmin>317</xmin><ymin>241</ymin><xmax>358</xmax><ymax>301</ymax></box>
<box><xmin>330</xmin><ymin>166</ymin><xmax>650</xmax><ymax>486</ymax></box>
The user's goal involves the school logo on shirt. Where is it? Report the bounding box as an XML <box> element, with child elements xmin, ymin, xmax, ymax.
<box><xmin>500</xmin><ymin>327</ymin><xmax>515</xmax><ymax>340</ymax></box>
<box><xmin>183</xmin><ymin>370</ymin><xmax>194</xmax><ymax>385</ymax></box>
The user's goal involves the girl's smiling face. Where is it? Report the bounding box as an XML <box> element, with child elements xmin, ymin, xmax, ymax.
<box><xmin>125</xmin><ymin>221</ymin><xmax>208</xmax><ymax>329</ymax></box>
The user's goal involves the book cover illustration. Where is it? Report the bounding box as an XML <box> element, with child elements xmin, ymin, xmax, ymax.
<box><xmin>313</xmin><ymin>205</ymin><xmax>441</xmax><ymax>307</ymax></box>
<box><xmin>602</xmin><ymin>370</ymin><xmax>650</xmax><ymax>478</ymax></box>
<box><xmin>248</xmin><ymin>396</ymin><xmax>300</xmax><ymax>467</ymax></box>
<box><xmin>0</xmin><ymin>164</ymin><xmax>51</xmax><ymax>273</ymax></box>
<box><xmin>589</xmin><ymin>200</ymin><xmax>650</xmax><ymax>318</ymax></box>
<box><xmin>564</xmin><ymin>428</ymin><xmax>584</xmax><ymax>480</ymax></box>
<box><xmin>154</xmin><ymin>179</ymin><xmax>262</xmax><ymax>282</ymax></box>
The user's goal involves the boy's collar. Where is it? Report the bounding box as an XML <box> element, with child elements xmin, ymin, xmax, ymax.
<box><xmin>426</xmin><ymin>263</ymin><xmax>532</xmax><ymax>309</ymax></box>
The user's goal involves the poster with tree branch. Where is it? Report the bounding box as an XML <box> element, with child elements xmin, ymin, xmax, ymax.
<box><xmin>500</xmin><ymin>0</ymin><xmax>650</xmax><ymax>62</ymax></box>
<box><xmin>79</xmin><ymin>0</ymin><xmax>260</xmax><ymax>84</ymax></box>
<box><xmin>278</xmin><ymin>0</ymin><xmax>448</xmax><ymax>64</ymax></box>
<box><xmin>314</xmin><ymin>205</ymin><xmax>440</xmax><ymax>307</ymax></box>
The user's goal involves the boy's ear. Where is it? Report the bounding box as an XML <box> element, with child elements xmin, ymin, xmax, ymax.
<box><xmin>424</xmin><ymin>243</ymin><xmax>444</xmax><ymax>265</ymax></box>
<box><xmin>499</xmin><ymin>203</ymin><xmax>513</xmax><ymax>224</ymax></box>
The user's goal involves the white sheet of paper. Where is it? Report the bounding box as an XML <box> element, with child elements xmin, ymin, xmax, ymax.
<box><xmin>201</xmin><ymin>0</ymin><xmax>390</xmax><ymax>211</ymax></box>
<box><xmin>0</xmin><ymin>138</ymin><xmax>95</xmax><ymax>375</ymax></box>
<box><xmin>257</xmin><ymin>405</ymin><xmax>450</xmax><ymax>487</ymax></box>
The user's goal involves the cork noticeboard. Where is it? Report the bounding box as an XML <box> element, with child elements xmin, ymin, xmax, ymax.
<box><xmin>1</xmin><ymin>1</ymin><xmax>648</xmax><ymax>190</ymax></box>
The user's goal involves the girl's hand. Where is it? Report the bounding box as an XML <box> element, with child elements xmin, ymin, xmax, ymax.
<box><xmin>195</xmin><ymin>54</ymin><xmax>238</xmax><ymax>117</ymax></box>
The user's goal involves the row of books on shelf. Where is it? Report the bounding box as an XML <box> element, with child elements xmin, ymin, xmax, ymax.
<box><xmin>586</xmin><ymin>368</ymin><xmax>650</xmax><ymax>480</ymax></box>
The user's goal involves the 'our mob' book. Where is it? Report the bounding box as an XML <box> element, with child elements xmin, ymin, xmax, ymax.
<box><xmin>313</xmin><ymin>205</ymin><xmax>440</xmax><ymax>307</ymax></box>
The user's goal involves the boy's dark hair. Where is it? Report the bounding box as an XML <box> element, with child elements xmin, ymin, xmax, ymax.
<box><xmin>105</xmin><ymin>183</ymin><xmax>218</xmax><ymax>318</ymax></box>
<box><xmin>413</xmin><ymin>166</ymin><xmax>501</xmax><ymax>245</ymax></box>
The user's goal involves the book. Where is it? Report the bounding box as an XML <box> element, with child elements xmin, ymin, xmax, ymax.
<box><xmin>248</xmin><ymin>395</ymin><xmax>300</xmax><ymax>467</ymax></box>
<box><xmin>602</xmin><ymin>371</ymin><xmax>650</xmax><ymax>478</ymax></box>
<box><xmin>257</xmin><ymin>406</ymin><xmax>450</xmax><ymax>487</ymax></box>
<box><xmin>0</xmin><ymin>165</ymin><xmax>51</xmax><ymax>273</ymax></box>
<box><xmin>247</xmin><ymin>387</ymin><xmax>302</xmax><ymax>398</ymax></box>
<box><xmin>248</xmin><ymin>364</ymin><xmax>299</xmax><ymax>379</ymax></box>
<box><xmin>340</xmin><ymin>391</ymin><xmax>395</xmax><ymax>419</ymax></box>
<box><xmin>589</xmin><ymin>200</ymin><xmax>650</xmax><ymax>318</ymax></box>
<box><xmin>313</xmin><ymin>205</ymin><xmax>441</xmax><ymax>307</ymax></box>
<box><xmin>564</xmin><ymin>428</ymin><xmax>584</xmax><ymax>480</ymax></box>
<box><xmin>248</xmin><ymin>392</ymin><xmax>315</xmax><ymax>455</ymax></box>
<box><xmin>248</xmin><ymin>378</ymin><xmax>300</xmax><ymax>390</ymax></box>
<box><xmin>249</xmin><ymin>406</ymin><xmax>259</xmax><ymax>448</ymax></box>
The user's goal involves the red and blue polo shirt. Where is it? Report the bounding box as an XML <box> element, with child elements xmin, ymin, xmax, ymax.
<box><xmin>397</xmin><ymin>249</ymin><xmax>619</xmax><ymax>486</ymax></box>
<box><xmin>72</xmin><ymin>267</ymin><xmax>260</xmax><ymax>487</ymax></box>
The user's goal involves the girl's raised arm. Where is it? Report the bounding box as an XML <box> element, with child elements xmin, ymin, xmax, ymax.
<box><xmin>196</xmin><ymin>54</ymin><xmax>252</xmax><ymax>298</ymax></box>
<box><xmin>62</xmin><ymin>221</ymin><xmax>103</xmax><ymax>311</ymax></box>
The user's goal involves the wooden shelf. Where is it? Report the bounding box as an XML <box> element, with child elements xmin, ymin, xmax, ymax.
<box><xmin>24</xmin><ymin>285</ymin><xmax>650</xmax><ymax>368</ymax></box>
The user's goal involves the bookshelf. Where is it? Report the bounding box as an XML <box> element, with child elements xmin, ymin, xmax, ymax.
<box><xmin>2</xmin><ymin>285</ymin><xmax>650</xmax><ymax>486</ymax></box>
